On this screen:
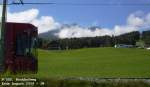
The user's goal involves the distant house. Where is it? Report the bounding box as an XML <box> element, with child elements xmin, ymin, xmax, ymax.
<box><xmin>114</xmin><ymin>44</ymin><xmax>134</xmax><ymax>48</ymax></box>
<box><xmin>47</xmin><ymin>41</ymin><xmax>61</xmax><ymax>50</ymax></box>
<box><xmin>146</xmin><ymin>47</ymin><xmax>150</xmax><ymax>50</ymax></box>
<box><xmin>136</xmin><ymin>40</ymin><xmax>145</xmax><ymax>48</ymax></box>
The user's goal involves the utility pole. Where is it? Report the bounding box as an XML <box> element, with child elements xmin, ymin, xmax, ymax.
<box><xmin>0</xmin><ymin>0</ymin><xmax>7</xmax><ymax>72</ymax></box>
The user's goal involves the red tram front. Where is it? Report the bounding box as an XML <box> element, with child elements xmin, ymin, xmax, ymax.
<box><xmin>4</xmin><ymin>22</ymin><xmax>38</xmax><ymax>73</ymax></box>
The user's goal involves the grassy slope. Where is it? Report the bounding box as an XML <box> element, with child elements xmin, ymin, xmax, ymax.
<box><xmin>37</xmin><ymin>47</ymin><xmax>150</xmax><ymax>78</ymax></box>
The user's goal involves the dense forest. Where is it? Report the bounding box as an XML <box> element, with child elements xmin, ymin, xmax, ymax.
<box><xmin>38</xmin><ymin>30</ymin><xmax>150</xmax><ymax>50</ymax></box>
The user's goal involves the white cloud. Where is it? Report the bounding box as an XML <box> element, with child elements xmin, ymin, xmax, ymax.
<box><xmin>113</xmin><ymin>25</ymin><xmax>137</xmax><ymax>35</ymax></box>
<box><xmin>57</xmin><ymin>26</ymin><xmax>113</xmax><ymax>38</ymax></box>
<box><xmin>8</xmin><ymin>9</ymin><xmax>39</xmax><ymax>23</ymax></box>
<box><xmin>57</xmin><ymin>25</ymin><xmax>138</xmax><ymax>38</ymax></box>
<box><xmin>127</xmin><ymin>14</ymin><xmax>144</xmax><ymax>27</ymax></box>
<box><xmin>7</xmin><ymin>8</ymin><xmax>60</xmax><ymax>33</ymax></box>
<box><xmin>146</xmin><ymin>13</ymin><xmax>150</xmax><ymax>24</ymax></box>
<box><xmin>32</xmin><ymin>16</ymin><xmax>60</xmax><ymax>33</ymax></box>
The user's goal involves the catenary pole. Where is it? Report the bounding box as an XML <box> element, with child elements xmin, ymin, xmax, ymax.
<box><xmin>0</xmin><ymin>0</ymin><xmax>7</xmax><ymax>72</ymax></box>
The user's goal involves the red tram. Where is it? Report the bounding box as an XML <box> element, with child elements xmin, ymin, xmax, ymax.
<box><xmin>4</xmin><ymin>22</ymin><xmax>38</xmax><ymax>73</ymax></box>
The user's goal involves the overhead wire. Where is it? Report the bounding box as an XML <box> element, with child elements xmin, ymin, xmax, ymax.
<box><xmin>0</xmin><ymin>2</ymin><xmax>150</xmax><ymax>6</ymax></box>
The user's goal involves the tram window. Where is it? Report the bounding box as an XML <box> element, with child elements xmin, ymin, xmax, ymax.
<box><xmin>16</xmin><ymin>34</ymin><xmax>31</xmax><ymax>56</ymax></box>
<box><xmin>31</xmin><ymin>37</ymin><xmax>37</xmax><ymax>57</ymax></box>
<box><xmin>16</xmin><ymin>33</ymin><xmax>37</xmax><ymax>57</ymax></box>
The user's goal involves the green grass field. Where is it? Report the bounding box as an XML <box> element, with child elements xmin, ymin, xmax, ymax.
<box><xmin>36</xmin><ymin>47</ymin><xmax>150</xmax><ymax>78</ymax></box>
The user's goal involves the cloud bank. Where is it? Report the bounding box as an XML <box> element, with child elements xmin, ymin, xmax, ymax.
<box><xmin>7</xmin><ymin>9</ymin><xmax>60</xmax><ymax>33</ymax></box>
<box><xmin>6</xmin><ymin>8</ymin><xmax>150</xmax><ymax>38</ymax></box>
<box><xmin>57</xmin><ymin>11</ymin><xmax>150</xmax><ymax>38</ymax></box>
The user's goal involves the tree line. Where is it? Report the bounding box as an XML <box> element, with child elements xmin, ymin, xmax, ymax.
<box><xmin>38</xmin><ymin>30</ymin><xmax>150</xmax><ymax>50</ymax></box>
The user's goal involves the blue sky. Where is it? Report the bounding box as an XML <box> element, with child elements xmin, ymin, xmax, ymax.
<box><xmin>0</xmin><ymin>0</ymin><xmax>150</xmax><ymax>38</ymax></box>
<box><xmin>7</xmin><ymin>0</ymin><xmax>150</xmax><ymax>28</ymax></box>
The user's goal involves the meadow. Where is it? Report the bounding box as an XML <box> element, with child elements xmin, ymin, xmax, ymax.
<box><xmin>1</xmin><ymin>47</ymin><xmax>150</xmax><ymax>87</ymax></box>
<box><xmin>37</xmin><ymin>47</ymin><xmax>150</xmax><ymax>78</ymax></box>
